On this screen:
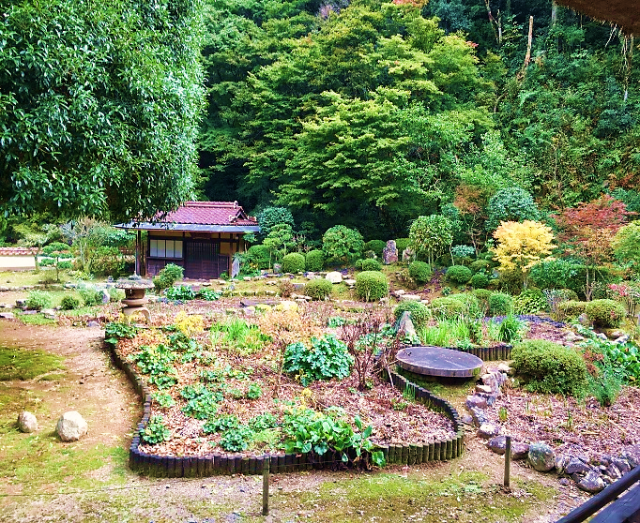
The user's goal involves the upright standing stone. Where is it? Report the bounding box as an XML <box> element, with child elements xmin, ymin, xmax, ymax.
<box><xmin>231</xmin><ymin>257</ymin><xmax>240</xmax><ymax>278</ymax></box>
<box><xmin>382</xmin><ymin>240</ymin><xmax>398</xmax><ymax>265</ymax></box>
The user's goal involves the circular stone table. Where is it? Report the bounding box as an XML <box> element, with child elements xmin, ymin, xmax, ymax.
<box><xmin>116</xmin><ymin>276</ymin><xmax>154</xmax><ymax>323</ymax></box>
<box><xmin>396</xmin><ymin>346</ymin><xmax>483</xmax><ymax>379</ymax></box>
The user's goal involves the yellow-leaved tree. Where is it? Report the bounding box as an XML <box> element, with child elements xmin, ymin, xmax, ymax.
<box><xmin>492</xmin><ymin>220</ymin><xmax>555</xmax><ymax>286</ymax></box>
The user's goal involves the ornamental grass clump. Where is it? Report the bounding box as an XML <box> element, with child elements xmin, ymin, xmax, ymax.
<box><xmin>283</xmin><ymin>334</ymin><xmax>353</xmax><ymax>386</ymax></box>
<box><xmin>511</xmin><ymin>340</ymin><xmax>589</xmax><ymax>397</ymax></box>
<box><xmin>355</xmin><ymin>271</ymin><xmax>388</xmax><ymax>301</ymax></box>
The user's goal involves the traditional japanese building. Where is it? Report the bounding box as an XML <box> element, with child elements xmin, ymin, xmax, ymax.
<box><xmin>116</xmin><ymin>201</ymin><xmax>259</xmax><ymax>279</ymax></box>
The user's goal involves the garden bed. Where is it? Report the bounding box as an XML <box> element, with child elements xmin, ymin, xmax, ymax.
<box><xmin>106</xmin><ymin>306</ymin><xmax>462</xmax><ymax>477</ymax></box>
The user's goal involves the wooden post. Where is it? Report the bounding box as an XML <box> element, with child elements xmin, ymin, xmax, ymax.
<box><xmin>262</xmin><ymin>455</ymin><xmax>270</xmax><ymax>516</ymax></box>
<box><xmin>524</xmin><ymin>16</ymin><xmax>534</xmax><ymax>68</ymax></box>
<box><xmin>504</xmin><ymin>436</ymin><xmax>511</xmax><ymax>489</ymax></box>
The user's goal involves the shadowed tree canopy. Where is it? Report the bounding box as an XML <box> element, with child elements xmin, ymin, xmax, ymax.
<box><xmin>0</xmin><ymin>0</ymin><xmax>204</xmax><ymax>221</ymax></box>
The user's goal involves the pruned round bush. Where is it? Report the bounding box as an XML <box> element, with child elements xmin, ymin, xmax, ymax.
<box><xmin>360</xmin><ymin>258</ymin><xmax>382</xmax><ymax>271</ymax></box>
<box><xmin>557</xmin><ymin>300</ymin><xmax>586</xmax><ymax>320</ymax></box>
<box><xmin>354</xmin><ymin>259</ymin><xmax>363</xmax><ymax>270</ymax></box>
<box><xmin>555</xmin><ymin>288</ymin><xmax>579</xmax><ymax>302</ymax></box>
<box><xmin>408</xmin><ymin>261</ymin><xmax>432</xmax><ymax>284</ymax></box>
<box><xmin>470</xmin><ymin>259</ymin><xmax>491</xmax><ymax>273</ymax></box>
<box><xmin>446</xmin><ymin>265</ymin><xmax>472</xmax><ymax>284</ymax></box>
<box><xmin>448</xmin><ymin>293</ymin><xmax>481</xmax><ymax>317</ymax></box>
<box><xmin>511</xmin><ymin>340</ymin><xmax>589</xmax><ymax>397</ymax></box>
<box><xmin>488</xmin><ymin>292</ymin><xmax>513</xmax><ymax>316</ymax></box>
<box><xmin>364</xmin><ymin>240</ymin><xmax>386</xmax><ymax>256</ymax></box>
<box><xmin>585</xmin><ymin>299</ymin><xmax>627</xmax><ymax>328</ymax></box>
<box><xmin>306</xmin><ymin>279</ymin><xmax>333</xmax><ymax>300</ymax></box>
<box><xmin>355</xmin><ymin>271</ymin><xmax>388</xmax><ymax>301</ymax></box>
<box><xmin>305</xmin><ymin>249</ymin><xmax>324</xmax><ymax>272</ymax></box>
<box><xmin>26</xmin><ymin>291</ymin><xmax>53</xmax><ymax>311</ymax></box>
<box><xmin>282</xmin><ymin>253</ymin><xmax>305</xmax><ymax>273</ymax></box>
<box><xmin>470</xmin><ymin>272</ymin><xmax>489</xmax><ymax>289</ymax></box>
<box><xmin>395</xmin><ymin>238</ymin><xmax>410</xmax><ymax>253</ymax></box>
<box><xmin>323</xmin><ymin>225</ymin><xmax>364</xmax><ymax>264</ymax></box>
<box><xmin>60</xmin><ymin>295</ymin><xmax>80</xmax><ymax>311</ymax></box>
<box><xmin>393</xmin><ymin>301</ymin><xmax>430</xmax><ymax>329</ymax></box>
<box><xmin>429</xmin><ymin>297</ymin><xmax>465</xmax><ymax>319</ymax></box>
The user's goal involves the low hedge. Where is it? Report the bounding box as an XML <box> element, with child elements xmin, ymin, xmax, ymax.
<box><xmin>511</xmin><ymin>340</ymin><xmax>589</xmax><ymax>397</ymax></box>
<box><xmin>585</xmin><ymin>299</ymin><xmax>627</xmax><ymax>328</ymax></box>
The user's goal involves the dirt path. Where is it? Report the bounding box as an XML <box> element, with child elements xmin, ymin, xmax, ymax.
<box><xmin>0</xmin><ymin>321</ymin><xmax>591</xmax><ymax>523</ymax></box>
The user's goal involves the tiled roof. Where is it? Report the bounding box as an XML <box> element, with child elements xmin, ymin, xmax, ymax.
<box><xmin>158</xmin><ymin>201</ymin><xmax>258</xmax><ymax>226</ymax></box>
<box><xmin>0</xmin><ymin>247</ymin><xmax>39</xmax><ymax>256</ymax></box>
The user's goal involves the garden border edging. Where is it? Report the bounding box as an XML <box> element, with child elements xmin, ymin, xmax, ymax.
<box><xmin>105</xmin><ymin>340</ymin><xmax>465</xmax><ymax>477</ymax></box>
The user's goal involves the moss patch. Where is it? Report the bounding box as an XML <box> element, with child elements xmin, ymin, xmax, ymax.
<box><xmin>396</xmin><ymin>367</ymin><xmax>476</xmax><ymax>404</ymax></box>
<box><xmin>0</xmin><ymin>346</ymin><xmax>65</xmax><ymax>381</ymax></box>
<box><xmin>280</xmin><ymin>471</ymin><xmax>552</xmax><ymax>522</ymax></box>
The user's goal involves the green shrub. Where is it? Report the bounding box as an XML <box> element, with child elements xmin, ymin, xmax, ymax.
<box><xmin>58</xmin><ymin>260</ymin><xmax>73</xmax><ymax>270</ymax></box>
<box><xmin>470</xmin><ymin>272</ymin><xmax>489</xmax><ymax>289</ymax></box>
<box><xmin>408</xmin><ymin>261</ymin><xmax>432</xmax><ymax>284</ymax></box>
<box><xmin>354</xmin><ymin>259</ymin><xmax>363</xmax><ymax>270</ymax></box>
<box><xmin>39</xmin><ymin>258</ymin><xmax>54</xmax><ymax>267</ymax></box>
<box><xmin>364</xmin><ymin>240</ymin><xmax>386</xmax><ymax>256</ymax></box>
<box><xmin>141</xmin><ymin>415</ymin><xmax>171</xmax><ymax>445</ymax></box>
<box><xmin>472</xmin><ymin>289</ymin><xmax>492</xmax><ymax>314</ymax></box>
<box><xmin>305</xmin><ymin>249</ymin><xmax>324</xmax><ymax>272</ymax></box>
<box><xmin>283</xmin><ymin>334</ymin><xmax>353</xmax><ymax>386</ymax></box>
<box><xmin>245</xmin><ymin>245</ymin><xmax>271</xmax><ymax>270</ymax></box>
<box><xmin>585</xmin><ymin>299</ymin><xmax>627</xmax><ymax>328</ymax></box>
<box><xmin>282</xmin><ymin>252</ymin><xmax>305</xmax><ymax>273</ymax></box>
<box><xmin>79</xmin><ymin>287</ymin><xmax>103</xmax><ymax>307</ymax></box>
<box><xmin>393</xmin><ymin>301</ymin><xmax>430</xmax><ymax>329</ymax></box>
<box><xmin>529</xmin><ymin>259</ymin><xmax>583</xmax><ymax>293</ymax></box>
<box><xmin>513</xmin><ymin>289</ymin><xmax>547</xmax><ymax>315</ymax></box>
<box><xmin>470</xmin><ymin>259</ymin><xmax>491</xmax><ymax>273</ymax></box>
<box><xmin>153</xmin><ymin>263</ymin><xmax>184</xmax><ymax>292</ymax></box>
<box><xmin>306</xmin><ymin>279</ymin><xmax>333</xmax><ymax>300</ymax></box>
<box><xmin>60</xmin><ymin>295</ymin><xmax>80</xmax><ymax>310</ymax></box>
<box><xmin>498</xmin><ymin>315</ymin><xmax>525</xmax><ymax>343</ymax></box>
<box><xmin>355</xmin><ymin>271</ymin><xmax>388</xmax><ymax>301</ymax></box>
<box><xmin>26</xmin><ymin>291</ymin><xmax>52</xmax><ymax>311</ymax></box>
<box><xmin>488</xmin><ymin>292</ymin><xmax>513</xmax><ymax>316</ymax></box>
<box><xmin>551</xmin><ymin>288</ymin><xmax>579</xmax><ymax>302</ymax></box>
<box><xmin>557</xmin><ymin>300</ymin><xmax>587</xmax><ymax>320</ymax></box>
<box><xmin>166</xmin><ymin>285</ymin><xmax>196</xmax><ymax>301</ymax></box>
<box><xmin>90</xmin><ymin>246</ymin><xmax>125</xmax><ymax>276</ymax></box>
<box><xmin>429</xmin><ymin>297</ymin><xmax>466</xmax><ymax>319</ymax></box>
<box><xmin>498</xmin><ymin>269</ymin><xmax>524</xmax><ymax>294</ymax></box>
<box><xmin>511</xmin><ymin>340</ymin><xmax>589</xmax><ymax>397</ymax></box>
<box><xmin>446</xmin><ymin>265</ymin><xmax>472</xmax><ymax>284</ymax></box>
<box><xmin>395</xmin><ymin>238</ymin><xmax>410</xmax><ymax>253</ymax></box>
<box><xmin>449</xmin><ymin>293</ymin><xmax>481</xmax><ymax>318</ymax></box>
<box><xmin>109</xmin><ymin>288</ymin><xmax>126</xmax><ymax>302</ymax></box>
<box><xmin>360</xmin><ymin>258</ymin><xmax>382</xmax><ymax>271</ymax></box>
<box><xmin>486</xmin><ymin>187</ymin><xmax>540</xmax><ymax>232</ymax></box>
<box><xmin>323</xmin><ymin>225</ymin><xmax>364</xmax><ymax>264</ymax></box>
<box><xmin>257</xmin><ymin>206</ymin><xmax>295</xmax><ymax>239</ymax></box>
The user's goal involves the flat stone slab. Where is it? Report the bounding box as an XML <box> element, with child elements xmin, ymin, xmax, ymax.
<box><xmin>397</xmin><ymin>346</ymin><xmax>483</xmax><ymax>378</ymax></box>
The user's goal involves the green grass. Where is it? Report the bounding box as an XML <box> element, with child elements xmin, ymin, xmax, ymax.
<box><xmin>15</xmin><ymin>313</ymin><xmax>57</xmax><ymax>325</ymax></box>
<box><xmin>0</xmin><ymin>269</ymin><xmax>74</xmax><ymax>287</ymax></box>
<box><xmin>395</xmin><ymin>367</ymin><xmax>476</xmax><ymax>404</ymax></box>
<box><xmin>282</xmin><ymin>471</ymin><xmax>552</xmax><ymax>522</ymax></box>
<box><xmin>0</xmin><ymin>346</ymin><xmax>65</xmax><ymax>381</ymax></box>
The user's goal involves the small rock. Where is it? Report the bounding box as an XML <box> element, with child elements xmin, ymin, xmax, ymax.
<box><xmin>528</xmin><ymin>442</ymin><xmax>556</xmax><ymax>472</ymax></box>
<box><xmin>559</xmin><ymin>478</ymin><xmax>571</xmax><ymax>486</ymax></box>
<box><xmin>565</xmin><ymin>458</ymin><xmax>591</xmax><ymax>475</ymax></box>
<box><xmin>477</xmin><ymin>423</ymin><xmax>500</xmax><ymax>439</ymax></box>
<box><xmin>461</xmin><ymin>415</ymin><xmax>474</xmax><ymax>426</ymax></box>
<box><xmin>486</xmin><ymin>436</ymin><xmax>529</xmax><ymax>459</ymax></box>
<box><xmin>611</xmin><ymin>457</ymin><xmax>631</xmax><ymax>474</ymax></box>
<box><xmin>399</xmin><ymin>294</ymin><xmax>421</xmax><ymax>301</ymax></box>
<box><xmin>606</xmin><ymin>463</ymin><xmax>622</xmax><ymax>480</ymax></box>
<box><xmin>0</xmin><ymin>312</ymin><xmax>15</xmax><ymax>320</ymax></box>
<box><xmin>577</xmin><ymin>470</ymin><xmax>605</xmax><ymax>493</ymax></box>
<box><xmin>497</xmin><ymin>363</ymin><xmax>513</xmax><ymax>375</ymax></box>
<box><xmin>468</xmin><ymin>406</ymin><xmax>488</xmax><ymax>426</ymax></box>
<box><xmin>15</xmin><ymin>299</ymin><xmax>27</xmax><ymax>309</ymax></box>
<box><xmin>614</xmin><ymin>334</ymin><xmax>630</xmax><ymax>344</ymax></box>
<box><xmin>87</xmin><ymin>320</ymin><xmax>101</xmax><ymax>328</ymax></box>
<box><xmin>555</xmin><ymin>454</ymin><xmax>570</xmax><ymax>475</ymax></box>
<box><xmin>275</xmin><ymin>300</ymin><xmax>298</xmax><ymax>312</ymax></box>
<box><xmin>344</xmin><ymin>279</ymin><xmax>356</xmax><ymax>287</ymax></box>
<box><xmin>475</xmin><ymin>384</ymin><xmax>493</xmax><ymax>394</ymax></box>
<box><xmin>577</xmin><ymin>313</ymin><xmax>590</xmax><ymax>326</ymax></box>
<box><xmin>465</xmin><ymin>395</ymin><xmax>487</xmax><ymax>410</ymax></box>
<box><xmin>56</xmin><ymin>411</ymin><xmax>88</xmax><ymax>442</ymax></box>
<box><xmin>18</xmin><ymin>411</ymin><xmax>38</xmax><ymax>433</ymax></box>
<box><xmin>325</xmin><ymin>272</ymin><xmax>343</xmax><ymax>284</ymax></box>
<box><xmin>394</xmin><ymin>289</ymin><xmax>406</xmax><ymax>297</ymax></box>
<box><xmin>99</xmin><ymin>289</ymin><xmax>110</xmax><ymax>305</ymax></box>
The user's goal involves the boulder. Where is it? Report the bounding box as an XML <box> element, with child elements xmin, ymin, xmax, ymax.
<box><xmin>99</xmin><ymin>289</ymin><xmax>110</xmax><ymax>305</ymax></box>
<box><xmin>56</xmin><ymin>411</ymin><xmax>88</xmax><ymax>442</ymax></box>
<box><xmin>18</xmin><ymin>411</ymin><xmax>38</xmax><ymax>433</ymax></box>
<box><xmin>0</xmin><ymin>312</ymin><xmax>15</xmax><ymax>320</ymax></box>
<box><xmin>611</xmin><ymin>457</ymin><xmax>631</xmax><ymax>474</ymax></box>
<box><xmin>614</xmin><ymin>334</ymin><xmax>630</xmax><ymax>345</ymax></box>
<box><xmin>468</xmin><ymin>406</ymin><xmax>489</xmax><ymax>426</ymax></box>
<box><xmin>606</xmin><ymin>463</ymin><xmax>622</xmax><ymax>480</ymax></box>
<box><xmin>382</xmin><ymin>240</ymin><xmax>398</xmax><ymax>265</ymax></box>
<box><xmin>528</xmin><ymin>442</ymin><xmax>556</xmax><ymax>472</ymax></box>
<box><xmin>325</xmin><ymin>272</ymin><xmax>343</xmax><ymax>284</ymax></box>
<box><xmin>576</xmin><ymin>470</ymin><xmax>605</xmax><ymax>493</ymax></box>
<box><xmin>475</xmin><ymin>384</ymin><xmax>493</xmax><ymax>394</ymax></box>
<box><xmin>396</xmin><ymin>312</ymin><xmax>417</xmax><ymax>340</ymax></box>
<box><xmin>401</xmin><ymin>247</ymin><xmax>415</xmax><ymax>263</ymax></box>
<box><xmin>399</xmin><ymin>294</ymin><xmax>422</xmax><ymax>302</ymax></box>
<box><xmin>620</xmin><ymin>445</ymin><xmax>640</xmax><ymax>468</ymax></box>
<box><xmin>565</xmin><ymin>458</ymin><xmax>591</xmax><ymax>475</ymax></box>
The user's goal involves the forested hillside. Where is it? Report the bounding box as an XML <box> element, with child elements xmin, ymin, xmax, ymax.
<box><xmin>199</xmin><ymin>0</ymin><xmax>640</xmax><ymax>239</ymax></box>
